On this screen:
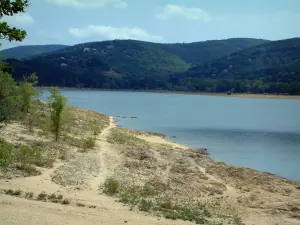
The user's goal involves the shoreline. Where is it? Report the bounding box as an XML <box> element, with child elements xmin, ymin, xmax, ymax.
<box><xmin>1</xmin><ymin>104</ymin><xmax>300</xmax><ymax>225</ymax></box>
<box><xmin>112</xmin><ymin>117</ymin><xmax>298</xmax><ymax>182</ymax></box>
<box><xmin>36</xmin><ymin>86</ymin><xmax>300</xmax><ymax>100</ymax></box>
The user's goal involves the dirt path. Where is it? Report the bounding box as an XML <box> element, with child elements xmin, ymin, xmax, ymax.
<box><xmin>0</xmin><ymin>117</ymin><xmax>193</xmax><ymax>225</ymax></box>
<box><xmin>89</xmin><ymin>116</ymin><xmax>121</xmax><ymax>191</ymax></box>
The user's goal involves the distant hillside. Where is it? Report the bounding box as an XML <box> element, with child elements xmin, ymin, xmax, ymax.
<box><xmin>5</xmin><ymin>38</ymin><xmax>298</xmax><ymax>94</ymax></box>
<box><xmin>172</xmin><ymin>38</ymin><xmax>300</xmax><ymax>94</ymax></box>
<box><xmin>160</xmin><ymin>38</ymin><xmax>269</xmax><ymax>65</ymax></box>
<box><xmin>46</xmin><ymin>40</ymin><xmax>191</xmax><ymax>78</ymax></box>
<box><xmin>0</xmin><ymin>45</ymin><xmax>69</xmax><ymax>60</ymax></box>
<box><xmin>5</xmin><ymin>56</ymin><xmax>116</xmax><ymax>88</ymax></box>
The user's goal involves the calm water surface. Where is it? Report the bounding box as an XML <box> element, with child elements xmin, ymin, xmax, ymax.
<box><xmin>42</xmin><ymin>90</ymin><xmax>300</xmax><ymax>181</ymax></box>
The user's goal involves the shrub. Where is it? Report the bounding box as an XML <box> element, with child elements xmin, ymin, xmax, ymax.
<box><xmin>0</xmin><ymin>139</ymin><xmax>14</xmax><ymax>171</ymax></box>
<box><xmin>103</xmin><ymin>178</ymin><xmax>120</xmax><ymax>196</ymax></box>
<box><xmin>62</xmin><ymin>198</ymin><xmax>70</xmax><ymax>205</ymax></box>
<box><xmin>57</xmin><ymin>194</ymin><xmax>63</xmax><ymax>200</ymax></box>
<box><xmin>76</xmin><ymin>202</ymin><xmax>85</xmax><ymax>207</ymax></box>
<box><xmin>15</xmin><ymin>145</ymin><xmax>54</xmax><ymax>169</ymax></box>
<box><xmin>17</xmin><ymin>164</ymin><xmax>40</xmax><ymax>176</ymax></box>
<box><xmin>5</xmin><ymin>189</ymin><xmax>22</xmax><ymax>196</ymax></box>
<box><xmin>138</xmin><ymin>199</ymin><xmax>153</xmax><ymax>212</ymax></box>
<box><xmin>47</xmin><ymin>193</ymin><xmax>59</xmax><ymax>203</ymax></box>
<box><xmin>37</xmin><ymin>192</ymin><xmax>47</xmax><ymax>201</ymax></box>
<box><xmin>158</xmin><ymin>198</ymin><xmax>173</xmax><ymax>210</ymax></box>
<box><xmin>83</xmin><ymin>137</ymin><xmax>96</xmax><ymax>150</ymax></box>
<box><xmin>25</xmin><ymin>192</ymin><xmax>34</xmax><ymax>199</ymax></box>
<box><xmin>119</xmin><ymin>188</ymin><xmax>139</xmax><ymax>205</ymax></box>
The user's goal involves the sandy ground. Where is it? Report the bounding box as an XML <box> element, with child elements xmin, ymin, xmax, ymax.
<box><xmin>0</xmin><ymin>112</ymin><xmax>299</xmax><ymax>225</ymax></box>
<box><xmin>0</xmin><ymin>117</ymin><xmax>193</xmax><ymax>225</ymax></box>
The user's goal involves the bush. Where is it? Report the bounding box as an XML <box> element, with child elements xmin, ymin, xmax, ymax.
<box><xmin>103</xmin><ymin>178</ymin><xmax>120</xmax><ymax>196</ymax></box>
<box><xmin>138</xmin><ymin>199</ymin><xmax>153</xmax><ymax>212</ymax></box>
<box><xmin>83</xmin><ymin>137</ymin><xmax>96</xmax><ymax>150</ymax></box>
<box><xmin>0</xmin><ymin>139</ymin><xmax>14</xmax><ymax>171</ymax></box>
<box><xmin>37</xmin><ymin>192</ymin><xmax>47</xmax><ymax>201</ymax></box>
<box><xmin>25</xmin><ymin>192</ymin><xmax>34</xmax><ymax>199</ymax></box>
<box><xmin>62</xmin><ymin>198</ymin><xmax>70</xmax><ymax>205</ymax></box>
<box><xmin>15</xmin><ymin>145</ymin><xmax>54</xmax><ymax>169</ymax></box>
<box><xmin>76</xmin><ymin>202</ymin><xmax>85</xmax><ymax>207</ymax></box>
<box><xmin>5</xmin><ymin>189</ymin><xmax>22</xmax><ymax>196</ymax></box>
<box><xmin>119</xmin><ymin>188</ymin><xmax>139</xmax><ymax>205</ymax></box>
<box><xmin>16</xmin><ymin>164</ymin><xmax>40</xmax><ymax>176</ymax></box>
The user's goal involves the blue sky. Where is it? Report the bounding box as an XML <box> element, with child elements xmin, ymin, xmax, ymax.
<box><xmin>1</xmin><ymin>0</ymin><xmax>300</xmax><ymax>49</ymax></box>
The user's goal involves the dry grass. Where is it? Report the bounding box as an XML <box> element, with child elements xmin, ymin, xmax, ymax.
<box><xmin>51</xmin><ymin>155</ymin><xmax>100</xmax><ymax>189</ymax></box>
<box><xmin>108</xmin><ymin>128</ymin><xmax>150</xmax><ymax>148</ymax></box>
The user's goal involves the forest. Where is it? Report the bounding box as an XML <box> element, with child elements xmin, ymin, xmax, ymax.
<box><xmin>2</xmin><ymin>38</ymin><xmax>300</xmax><ymax>95</ymax></box>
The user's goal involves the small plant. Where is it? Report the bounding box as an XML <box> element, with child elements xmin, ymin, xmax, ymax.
<box><xmin>25</xmin><ymin>192</ymin><xmax>34</xmax><ymax>199</ymax></box>
<box><xmin>103</xmin><ymin>178</ymin><xmax>120</xmax><ymax>196</ymax></box>
<box><xmin>47</xmin><ymin>193</ymin><xmax>61</xmax><ymax>203</ymax></box>
<box><xmin>296</xmin><ymin>186</ymin><xmax>300</xmax><ymax>190</ymax></box>
<box><xmin>37</xmin><ymin>191</ymin><xmax>47</xmax><ymax>201</ymax></box>
<box><xmin>158</xmin><ymin>198</ymin><xmax>173</xmax><ymax>210</ymax></box>
<box><xmin>232</xmin><ymin>215</ymin><xmax>244</xmax><ymax>225</ymax></box>
<box><xmin>4</xmin><ymin>189</ymin><xmax>14</xmax><ymax>196</ymax></box>
<box><xmin>141</xmin><ymin>183</ymin><xmax>156</xmax><ymax>197</ymax></box>
<box><xmin>76</xmin><ymin>202</ymin><xmax>85</xmax><ymax>207</ymax></box>
<box><xmin>138</xmin><ymin>199</ymin><xmax>153</xmax><ymax>212</ymax></box>
<box><xmin>83</xmin><ymin>137</ymin><xmax>96</xmax><ymax>150</ymax></box>
<box><xmin>18</xmin><ymin>164</ymin><xmax>41</xmax><ymax>176</ymax></box>
<box><xmin>119</xmin><ymin>188</ymin><xmax>139</xmax><ymax>205</ymax></box>
<box><xmin>57</xmin><ymin>194</ymin><xmax>64</xmax><ymax>200</ymax></box>
<box><xmin>88</xmin><ymin>205</ymin><xmax>97</xmax><ymax>209</ymax></box>
<box><xmin>5</xmin><ymin>189</ymin><xmax>22</xmax><ymax>196</ymax></box>
<box><xmin>62</xmin><ymin>198</ymin><xmax>70</xmax><ymax>205</ymax></box>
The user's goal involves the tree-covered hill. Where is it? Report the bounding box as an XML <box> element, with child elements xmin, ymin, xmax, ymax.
<box><xmin>172</xmin><ymin>38</ymin><xmax>300</xmax><ymax>94</ymax></box>
<box><xmin>0</xmin><ymin>45</ymin><xmax>69</xmax><ymax>60</ymax></box>
<box><xmin>46</xmin><ymin>40</ymin><xmax>191</xmax><ymax>78</ymax></box>
<box><xmin>160</xmin><ymin>38</ymin><xmax>269</xmax><ymax>65</ymax></box>
<box><xmin>4</xmin><ymin>38</ymin><xmax>300</xmax><ymax>94</ymax></box>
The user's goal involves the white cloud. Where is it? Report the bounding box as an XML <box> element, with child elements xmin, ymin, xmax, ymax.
<box><xmin>154</xmin><ymin>4</ymin><xmax>210</xmax><ymax>21</ymax></box>
<box><xmin>113</xmin><ymin>1</ymin><xmax>128</xmax><ymax>8</ymax></box>
<box><xmin>2</xmin><ymin>13</ymin><xmax>35</xmax><ymax>26</ymax></box>
<box><xmin>45</xmin><ymin>0</ymin><xmax>128</xmax><ymax>9</ymax></box>
<box><xmin>68</xmin><ymin>25</ymin><xmax>163</xmax><ymax>42</ymax></box>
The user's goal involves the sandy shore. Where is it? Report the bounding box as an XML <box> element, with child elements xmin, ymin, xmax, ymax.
<box><xmin>0</xmin><ymin>106</ymin><xmax>299</xmax><ymax>225</ymax></box>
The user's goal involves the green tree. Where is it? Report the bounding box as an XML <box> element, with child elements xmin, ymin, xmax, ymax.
<box><xmin>48</xmin><ymin>87</ymin><xmax>67</xmax><ymax>142</ymax></box>
<box><xmin>0</xmin><ymin>62</ymin><xmax>20</xmax><ymax>124</ymax></box>
<box><xmin>19</xmin><ymin>73</ymin><xmax>38</xmax><ymax>115</ymax></box>
<box><xmin>0</xmin><ymin>0</ymin><xmax>29</xmax><ymax>42</ymax></box>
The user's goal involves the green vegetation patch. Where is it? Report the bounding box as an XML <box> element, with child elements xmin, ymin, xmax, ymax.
<box><xmin>108</xmin><ymin>128</ymin><xmax>150</xmax><ymax>148</ymax></box>
<box><xmin>102</xmin><ymin>178</ymin><xmax>232</xmax><ymax>225</ymax></box>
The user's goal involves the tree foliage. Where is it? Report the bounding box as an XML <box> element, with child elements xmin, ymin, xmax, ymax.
<box><xmin>0</xmin><ymin>138</ymin><xmax>14</xmax><ymax>171</ymax></box>
<box><xmin>19</xmin><ymin>72</ymin><xmax>38</xmax><ymax>115</ymax></box>
<box><xmin>0</xmin><ymin>0</ymin><xmax>29</xmax><ymax>42</ymax></box>
<box><xmin>0</xmin><ymin>62</ymin><xmax>20</xmax><ymax>123</ymax></box>
<box><xmin>48</xmin><ymin>87</ymin><xmax>67</xmax><ymax>142</ymax></box>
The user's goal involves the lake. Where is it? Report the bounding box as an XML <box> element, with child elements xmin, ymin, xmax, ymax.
<box><xmin>41</xmin><ymin>90</ymin><xmax>300</xmax><ymax>181</ymax></box>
